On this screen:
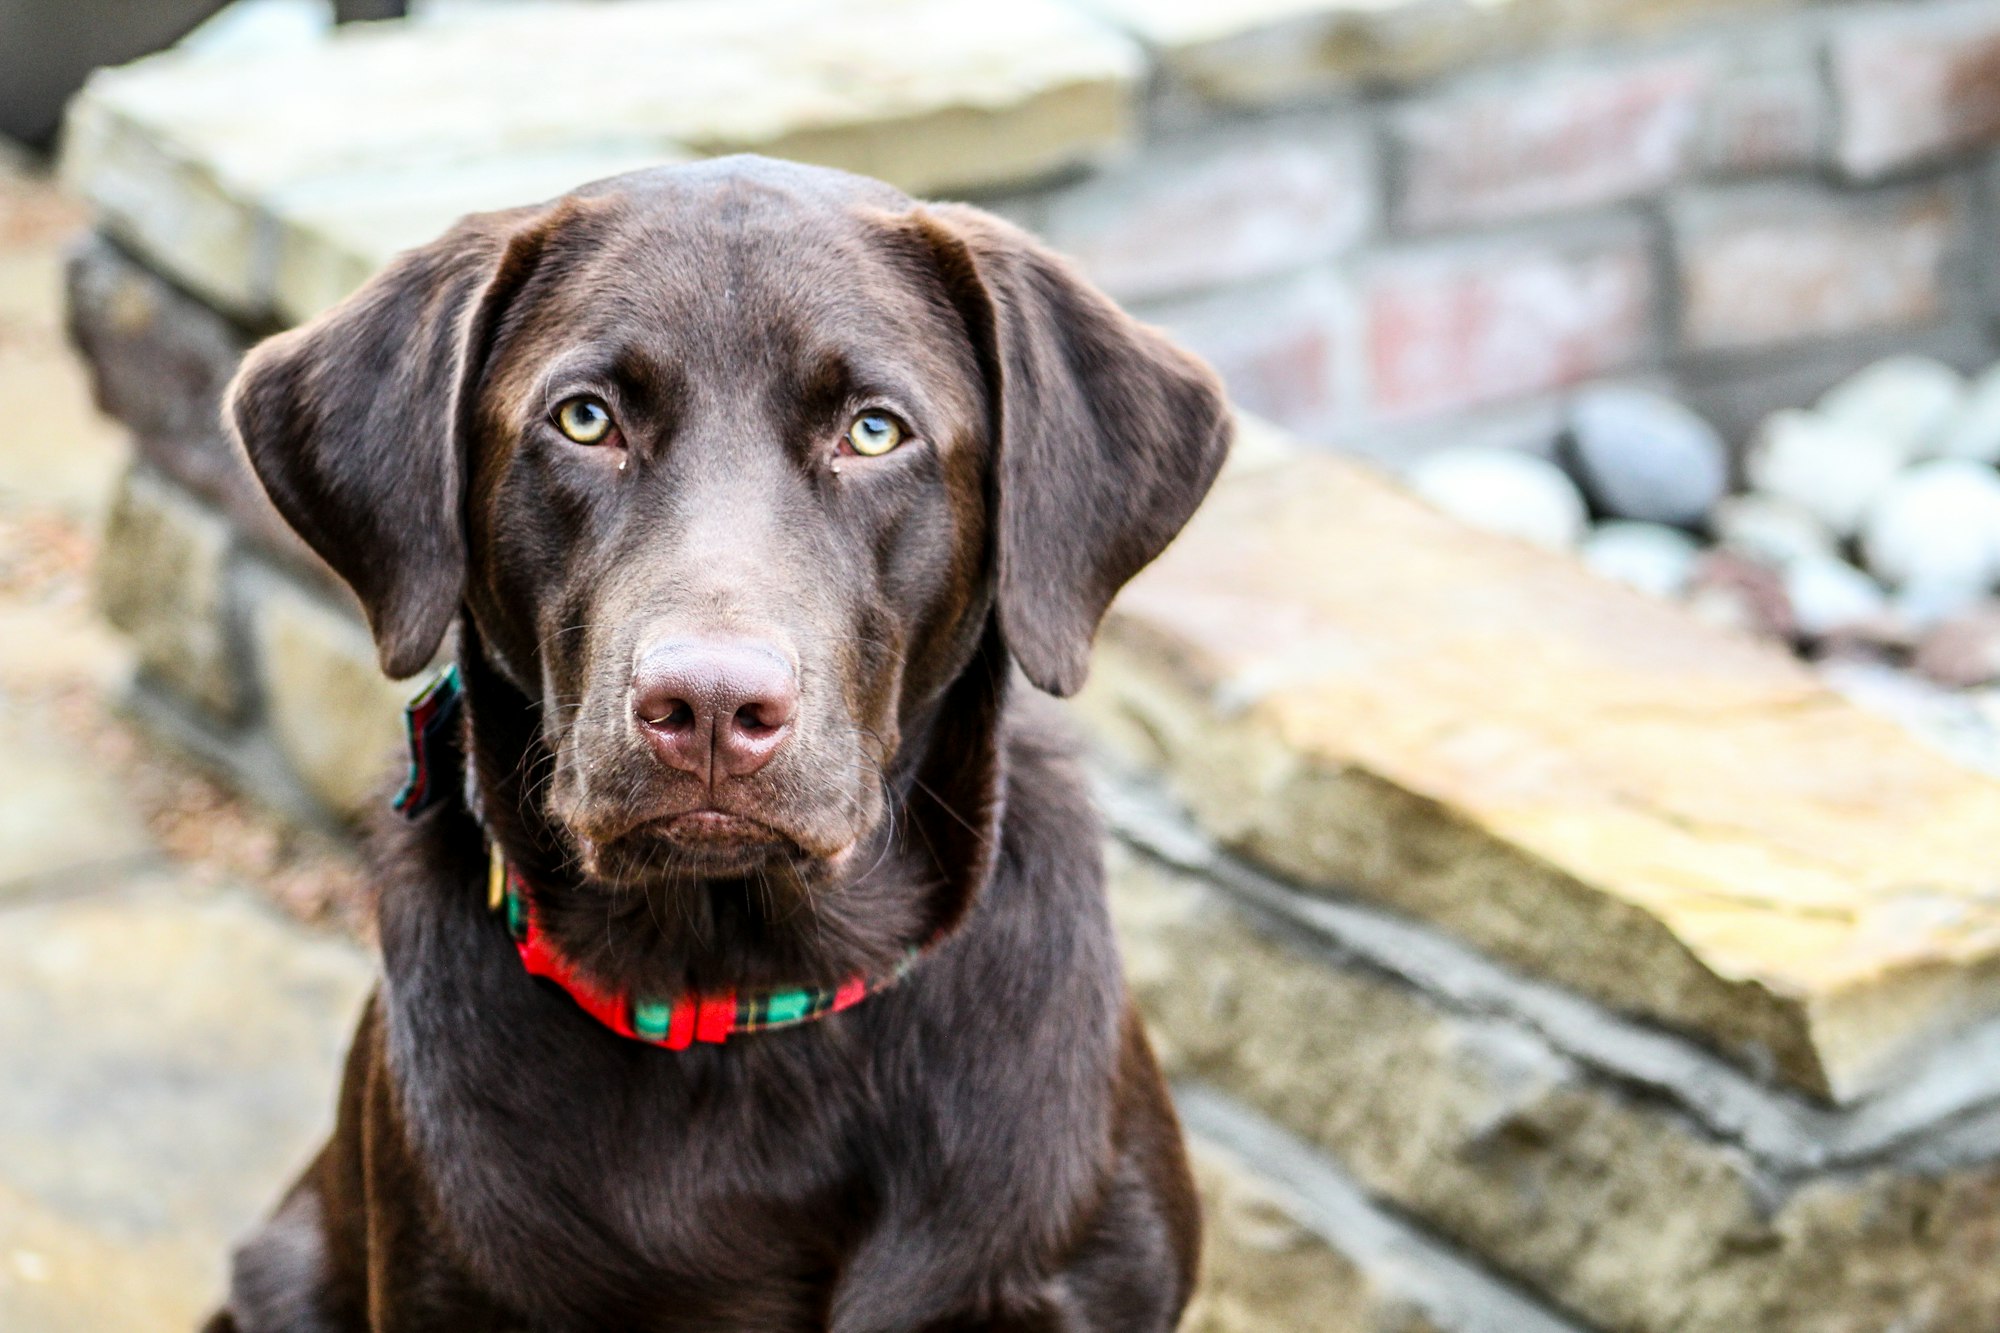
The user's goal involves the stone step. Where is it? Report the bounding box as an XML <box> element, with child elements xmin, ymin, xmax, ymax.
<box><xmin>0</xmin><ymin>875</ymin><xmax>373</xmax><ymax>1332</ymax></box>
<box><xmin>1107</xmin><ymin>828</ymin><xmax>2000</xmax><ymax>1333</ymax></box>
<box><xmin>1080</xmin><ymin>436</ymin><xmax>2000</xmax><ymax>1104</ymax></box>
<box><xmin>1105</xmin><ymin>774</ymin><xmax>2000</xmax><ymax>1176</ymax></box>
<box><xmin>1184</xmin><ymin>1090</ymin><xmax>1589</xmax><ymax>1333</ymax></box>
<box><xmin>59</xmin><ymin>0</ymin><xmax>1142</xmax><ymax>323</ymax></box>
<box><xmin>1080</xmin><ymin>0</ymin><xmax>1805</xmax><ymax>107</ymax></box>
<box><xmin>0</xmin><ymin>701</ymin><xmax>154</xmax><ymax>895</ymax></box>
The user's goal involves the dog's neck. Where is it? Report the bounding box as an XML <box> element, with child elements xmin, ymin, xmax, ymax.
<box><xmin>441</xmin><ymin>623</ymin><xmax>1011</xmax><ymax>1004</ymax></box>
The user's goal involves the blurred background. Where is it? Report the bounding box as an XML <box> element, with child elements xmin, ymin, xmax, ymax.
<box><xmin>12</xmin><ymin>0</ymin><xmax>2000</xmax><ymax>1328</ymax></box>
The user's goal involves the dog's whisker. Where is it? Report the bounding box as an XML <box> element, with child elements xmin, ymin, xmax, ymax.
<box><xmin>908</xmin><ymin>775</ymin><xmax>986</xmax><ymax>845</ymax></box>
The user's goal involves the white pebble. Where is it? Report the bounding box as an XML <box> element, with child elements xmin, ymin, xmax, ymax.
<box><xmin>1745</xmin><ymin>409</ymin><xmax>1908</xmax><ymax>536</ymax></box>
<box><xmin>1897</xmin><ymin>579</ymin><xmax>1992</xmax><ymax>634</ymax></box>
<box><xmin>1816</xmin><ymin>355</ymin><xmax>1966</xmax><ymax>460</ymax></box>
<box><xmin>1709</xmin><ymin>494</ymin><xmax>1836</xmax><ymax>569</ymax></box>
<box><xmin>1861</xmin><ymin>459</ymin><xmax>2000</xmax><ymax>592</ymax></box>
<box><xmin>1936</xmin><ymin>363</ymin><xmax>2000</xmax><ymax>464</ymax></box>
<box><xmin>1581</xmin><ymin>521</ymin><xmax>1701</xmax><ymax>598</ymax></box>
<box><xmin>1563</xmin><ymin>385</ymin><xmax>1728</xmax><ymax>528</ymax></box>
<box><xmin>1406</xmin><ymin>447</ymin><xmax>1588</xmax><ymax>551</ymax></box>
<box><xmin>1784</xmin><ymin>556</ymin><xmax>1888</xmax><ymax>639</ymax></box>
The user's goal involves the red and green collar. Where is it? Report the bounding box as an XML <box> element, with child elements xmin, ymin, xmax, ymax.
<box><xmin>488</xmin><ymin>848</ymin><xmax>919</xmax><ymax>1048</ymax></box>
<box><xmin>399</xmin><ymin>665</ymin><xmax>922</xmax><ymax>1049</ymax></box>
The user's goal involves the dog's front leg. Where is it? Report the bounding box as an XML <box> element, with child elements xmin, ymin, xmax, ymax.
<box><xmin>828</xmin><ymin>1280</ymin><xmax>1078</xmax><ymax>1333</ymax></box>
<box><xmin>828</xmin><ymin>1238</ymin><xmax>1135</xmax><ymax>1333</ymax></box>
<box><xmin>214</xmin><ymin>999</ymin><xmax>381</xmax><ymax>1333</ymax></box>
<box><xmin>212</xmin><ymin>1164</ymin><xmax>363</xmax><ymax>1333</ymax></box>
<box><xmin>213</xmin><ymin>995</ymin><xmax>523</xmax><ymax>1333</ymax></box>
<box><xmin>908</xmin><ymin>1306</ymin><xmax>1076</xmax><ymax>1333</ymax></box>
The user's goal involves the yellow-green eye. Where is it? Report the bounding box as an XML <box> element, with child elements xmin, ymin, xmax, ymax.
<box><xmin>845</xmin><ymin>412</ymin><xmax>905</xmax><ymax>457</ymax></box>
<box><xmin>554</xmin><ymin>396</ymin><xmax>614</xmax><ymax>445</ymax></box>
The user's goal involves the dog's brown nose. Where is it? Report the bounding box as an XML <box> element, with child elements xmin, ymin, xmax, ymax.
<box><xmin>632</xmin><ymin>639</ymin><xmax>798</xmax><ymax>782</ymax></box>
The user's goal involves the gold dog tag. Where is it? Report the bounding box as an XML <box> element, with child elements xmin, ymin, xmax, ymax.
<box><xmin>488</xmin><ymin>846</ymin><xmax>506</xmax><ymax>912</ymax></box>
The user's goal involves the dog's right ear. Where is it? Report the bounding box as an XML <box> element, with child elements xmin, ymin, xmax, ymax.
<box><xmin>913</xmin><ymin>205</ymin><xmax>1230</xmax><ymax>698</ymax></box>
<box><xmin>227</xmin><ymin>204</ymin><xmax>561</xmax><ymax>679</ymax></box>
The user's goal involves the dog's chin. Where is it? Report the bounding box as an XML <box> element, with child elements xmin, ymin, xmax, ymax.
<box><xmin>574</xmin><ymin>811</ymin><xmax>825</xmax><ymax>887</ymax></box>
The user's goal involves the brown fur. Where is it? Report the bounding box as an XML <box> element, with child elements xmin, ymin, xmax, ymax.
<box><xmin>211</xmin><ymin>156</ymin><xmax>1230</xmax><ymax>1332</ymax></box>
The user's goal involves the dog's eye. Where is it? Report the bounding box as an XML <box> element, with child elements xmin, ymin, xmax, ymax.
<box><xmin>843</xmin><ymin>412</ymin><xmax>906</xmax><ymax>458</ymax></box>
<box><xmin>554</xmin><ymin>396</ymin><xmax>615</xmax><ymax>445</ymax></box>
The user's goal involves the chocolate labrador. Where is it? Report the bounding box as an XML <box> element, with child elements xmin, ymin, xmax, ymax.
<box><xmin>210</xmin><ymin>155</ymin><xmax>1229</xmax><ymax>1332</ymax></box>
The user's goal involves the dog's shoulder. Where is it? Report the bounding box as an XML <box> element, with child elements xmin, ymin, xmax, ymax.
<box><xmin>993</xmin><ymin>684</ymin><xmax>1104</xmax><ymax>877</ymax></box>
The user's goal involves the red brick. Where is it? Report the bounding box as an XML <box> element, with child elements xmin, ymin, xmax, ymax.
<box><xmin>1673</xmin><ymin>183</ymin><xmax>1961</xmax><ymax>352</ymax></box>
<box><xmin>1040</xmin><ymin>124</ymin><xmax>1375</xmax><ymax>304</ymax></box>
<box><xmin>1394</xmin><ymin>56</ymin><xmax>1711</xmax><ymax>230</ymax></box>
<box><xmin>1144</xmin><ymin>275</ymin><xmax>1358</xmax><ymax>440</ymax></box>
<box><xmin>1695</xmin><ymin>49</ymin><xmax>1825</xmax><ymax>176</ymax></box>
<box><xmin>1359</xmin><ymin>225</ymin><xmax>1656</xmax><ymax>420</ymax></box>
<box><xmin>1831</xmin><ymin>2</ymin><xmax>2000</xmax><ymax>179</ymax></box>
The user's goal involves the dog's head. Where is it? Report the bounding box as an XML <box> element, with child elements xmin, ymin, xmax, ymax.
<box><xmin>230</xmin><ymin>157</ymin><xmax>1226</xmax><ymax>971</ymax></box>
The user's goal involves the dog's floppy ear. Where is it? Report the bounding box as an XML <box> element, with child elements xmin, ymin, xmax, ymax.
<box><xmin>918</xmin><ymin>205</ymin><xmax>1231</xmax><ymax>697</ymax></box>
<box><xmin>227</xmin><ymin>204</ymin><xmax>560</xmax><ymax>678</ymax></box>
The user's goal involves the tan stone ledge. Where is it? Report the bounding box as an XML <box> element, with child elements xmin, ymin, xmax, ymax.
<box><xmin>246</xmin><ymin>571</ymin><xmax>412</xmax><ymax>823</ymax></box>
<box><xmin>1181</xmin><ymin>1090</ymin><xmax>1589</xmax><ymax>1333</ymax></box>
<box><xmin>1080</xmin><ymin>447</ymin><xmax>2000</xmax><ymax>1102</ymax></box>
<box><xmin>61</xmin><ymin>0</ymin><xmax>1142</xmax><ymax>321</ymax></box>
<box><xmin>263</xmin><ymin>146</ymin><xmax>696</xmax><ymax>325</ymax></box>
<box><xmin>1186</xmin><ymin>1144</ymin><xmax>1441</xmax><ymax>1333</ymax></box>
<box><xmin>1074</xmin><ymin>0</ymin><xmax>1804</xmax><ymax>106</ymax></box>
<box><xmin>97</xmin><ymin>466</ymin><xmax>244</xmax><ymax>723</ymax></box>
<box><xmin>1106</xmin><ymin>783</ymin><xmax>2000</xmax><ymax>1178</ymax></box>
<box><xmin>1114</xmin><ymin>846</ymin><xmax>2000</xmax><ymax>1333</ymax></box>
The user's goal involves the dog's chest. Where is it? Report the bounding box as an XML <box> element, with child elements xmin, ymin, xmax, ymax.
<box><xmin>400</xmin><ymin>994</ymin><xmax>887</xmax><ymax>1320</ymax></box>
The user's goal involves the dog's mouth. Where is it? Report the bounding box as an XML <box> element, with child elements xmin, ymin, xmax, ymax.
<box><xmin>574</xmin><ymin>809</ymin><xmax>818</xmax><ymax>884</ymax></box>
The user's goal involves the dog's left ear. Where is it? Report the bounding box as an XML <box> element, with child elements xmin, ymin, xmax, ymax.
<box><xmin>227</xmin><ymin>203</ymin><xmax>565</xmax><ymax>679</ymax></box>
<box><xmin>918</xmin><ymin>205</ymin><xmax>1232</xmax><ymax>697</ymax></box>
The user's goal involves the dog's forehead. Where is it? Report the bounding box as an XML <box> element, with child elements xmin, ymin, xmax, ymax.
<box><xmin>496</xmin><ymin>159</ymin><xmax>969</xmax><ymax>395</ymax></box>
<box><xmin>579</xmin><ymin>155</ymin><xmax>913</xmax><ymax>216</ymax></box>
<box><xmin>527</xmin><ymin>159</ymin><xmax>944</xmax><ymax>337</ymax></box>
<box><xmin>571</xmin><ymin>158</ymin><xmax>916</xmax><ymax>281</ymax></box>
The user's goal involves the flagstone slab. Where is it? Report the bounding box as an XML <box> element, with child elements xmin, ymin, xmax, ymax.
<box><xmin>1082</xmin><ymin>444</ymin><xmax>2000</xmax><ymax>1102</ymax></box>
<box><xmin>0</xmin><ymin>1180</ymin><xmax>217</xmax><ymax>1333</ymax></box>
<box><xmin>0</xmin><ymin>339</ymin><xmax>128</xmax><ymax>522</ymax></box>
<box><xmin>0</xmin><ymin>875</ymin><xmax>372</xmax><ymax>1330</ymax></box>
<box><xmin>247</xmin><ymin>571</ymin><xmax>411</xmax><ymax>819</ymax></box>
<box><xmin>1185</xmin><ymin>1143</ymin><xmax>1447</xmax><ymax>1333</ymax></box>
<box><xmin>1078</xmin><ymin>0</ymin><xmax>1802</xmax><ymax>107</ymax></box>
<box><xmin>0</xmin><ymin>703</ymin><xmax>152</xmax><ymax>895</ymax></box>
<box><xmin>263</xmin><ymin>146</ymin><xmax>690</xmax><ymax>325</ymax></box>
<box><xmin>0</xmin><ymin>598</ymin><xmax>131</xmax><ymax>698</ymax></box>
<box><xmin>96</xmin><ymin>466</ymin><xmax>242</xmax><ymax>722</ymax></box>
<box><xmin>1111</xmin><ymin>845</ymin><xmax>2000</xmax><ymax>1333</ymax></box>
<box><xmin>61</xmin><ymin>0</ymin><xmax>1142</xmax><ymax>321</ymax></box>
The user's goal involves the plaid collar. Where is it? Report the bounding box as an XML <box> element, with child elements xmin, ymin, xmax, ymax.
<box><xmin>397</xmin><ymin>665</ymin><xmax>922</xmax><ymax>1048</ymax></box>
<box><xmin>489</xmin><ymin>849</ymin><xmax>919</xmax><ymax>1047</ymax></box>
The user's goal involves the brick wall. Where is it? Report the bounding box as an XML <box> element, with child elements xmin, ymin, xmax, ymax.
<box><xmin>1020</xmin><ymin>0</ymin><xmax>2000</xmax><ymax>458</ymax></box>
